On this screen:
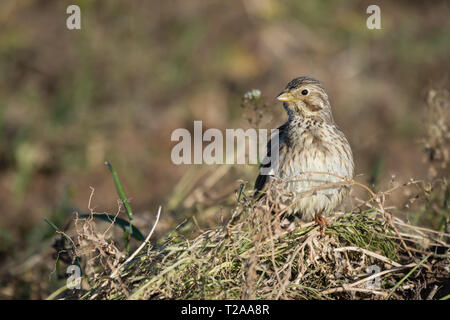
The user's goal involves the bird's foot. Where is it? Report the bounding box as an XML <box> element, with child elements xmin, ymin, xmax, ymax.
<box><xmin>314</xmin><ymin>213</ymin><xmax>329</xmax><ymax>237</ymax></box>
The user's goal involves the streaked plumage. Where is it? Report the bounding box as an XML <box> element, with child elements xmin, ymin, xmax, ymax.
<box><xmin>254</xmin><ymin>77</ymin><xmax>354</xmax><ymax>224</ymax></box>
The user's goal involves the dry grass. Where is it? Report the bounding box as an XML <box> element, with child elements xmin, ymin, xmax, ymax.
<box><xmin>51</xmin><ymin>176</ymin><xmax>449</xmax><ymax>300</ymax></box>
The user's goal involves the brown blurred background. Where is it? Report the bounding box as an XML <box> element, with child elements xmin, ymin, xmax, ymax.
<box><xmin>0</xmin><ymin>0</ymin><xmax>448</xmax><ymax>298</ymax></box>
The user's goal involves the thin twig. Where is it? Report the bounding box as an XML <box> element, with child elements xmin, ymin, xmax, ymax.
<box><xmin>334</xmin><ymin>246</ymin><xmax>402</xmax><ymax>267</ymax></box>
<box><xmin>322</xmin><ymin>286</ymin><xmax>388</xmax><ymax>297</ymax></box>
<box><xmin>322</xmin><ymin>263</ymin><xmax>417</xmax><ymax>296</ymax></box>
<box><xmin>426</xmin><ymin>284</ymin><xmax>440</xmax><ymax>300</ymax></box>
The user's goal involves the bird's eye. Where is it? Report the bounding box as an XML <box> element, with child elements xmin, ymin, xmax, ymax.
<box><xmin>301</xmin><ymin>89</ymin><xmax>308</xmax><ymax>95</ymax></box>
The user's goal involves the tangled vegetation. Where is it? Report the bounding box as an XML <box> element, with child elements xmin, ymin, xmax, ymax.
<box><xmin>48</xmin><ymin>177</ymin><xmax>449</xmax><ymax>300</ymax></box>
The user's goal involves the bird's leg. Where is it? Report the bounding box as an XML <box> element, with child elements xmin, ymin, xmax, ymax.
<box><xmin>314</xmin><ymin>212</ymin><xmax>329</xmax><ymax>236</ymax></box>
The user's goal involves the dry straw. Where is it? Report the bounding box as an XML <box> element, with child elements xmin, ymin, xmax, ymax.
<box><xmin>55</xmin><ymin>174</ymin><xmax>449</xmax><ymax>300</ymax></box>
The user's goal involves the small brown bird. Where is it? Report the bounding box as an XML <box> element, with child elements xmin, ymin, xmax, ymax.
<box><xmin>254</xmin><ymin>77</ymin><xmax>354</xmax><ymax>234</ymax></box>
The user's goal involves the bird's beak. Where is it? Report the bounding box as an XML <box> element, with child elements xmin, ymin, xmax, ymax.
<box><xmin>276</xmin><ymin>91</ymin><xmax>294</xmax><ymax>102</ymax></box>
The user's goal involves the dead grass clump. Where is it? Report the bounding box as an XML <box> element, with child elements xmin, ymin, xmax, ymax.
<box><xmin>67</xmin><ymin>182</ymin><xmax>449</xmax><ymax>300</ymax></box>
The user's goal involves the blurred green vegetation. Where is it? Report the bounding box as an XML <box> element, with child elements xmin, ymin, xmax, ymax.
<box><xmin>0</xmin><ymin>0</ymin><xmax>448</xmax><ymax>299</ymax></box>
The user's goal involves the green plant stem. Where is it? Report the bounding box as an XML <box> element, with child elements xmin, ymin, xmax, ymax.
<box><xmin>105</xmin><ymin>161</ymin><xmax>133</xmax><ymax>239</ymax></box>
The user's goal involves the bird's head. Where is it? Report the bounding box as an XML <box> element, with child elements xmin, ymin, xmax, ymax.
<box><xmin>276</xmin><ymin>76</ymin><xmax>333</xmax><ymax>123</ymax></box>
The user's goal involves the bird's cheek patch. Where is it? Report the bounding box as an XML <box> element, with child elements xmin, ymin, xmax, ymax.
<box><xmin>305</xmin><ymin>101</ymin><xmax>322</xmax><ymax>112</ymax></box>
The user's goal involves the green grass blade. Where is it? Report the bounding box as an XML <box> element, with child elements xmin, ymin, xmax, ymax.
<box><xmin>386</xmin><ymin>254</ymin><xmax>431</xmax><ymax>299</ymax></box>
<box><xmin>105</xmin><ymin>161</ymin><xmax>134</xmax><ymax>235</ymax></box>
<box><xmin>43</xmin><ymin>217</ymin><xmax>71</xmax><ymax>244</ymax></box>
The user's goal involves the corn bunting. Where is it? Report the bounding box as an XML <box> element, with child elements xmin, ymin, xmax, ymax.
<box><xmin>254</xmin><ymin>76</ymin><xmax>354</xmax><ymax>234</ymax></box>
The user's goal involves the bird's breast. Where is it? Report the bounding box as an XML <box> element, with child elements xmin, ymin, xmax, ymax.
<box><xmin>278</xmin><ymin>125</ymin><xmax>354</xmax><ymax>185</ymax></box>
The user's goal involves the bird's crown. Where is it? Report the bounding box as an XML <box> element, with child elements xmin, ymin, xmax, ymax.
<box><xmin>285</xmin><ymin>76</ymin><xmax>323</xmax><ymax>90</ymax></box>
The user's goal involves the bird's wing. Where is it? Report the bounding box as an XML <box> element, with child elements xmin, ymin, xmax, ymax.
<box><xmin>254</xmin><ymin>122</ymin><xmax>288</xmax><ymax>196</ymax></box>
